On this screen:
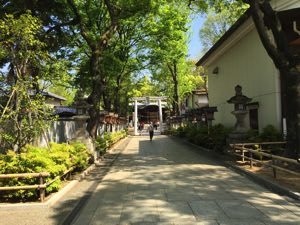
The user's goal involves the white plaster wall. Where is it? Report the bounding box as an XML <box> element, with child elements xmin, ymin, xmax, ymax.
<box><xmin>195</xmin><ymin>95</ymin><xmax>208</xmax><ymax>108</ymax></box>
<box><xmin>207</xmin><ymin>29</ymin><xmax>282</xmax><ymax>132</ymax></box>
<box><xmin>187</xmin><ymin>94</ymin><xmax>208</xmax><ymax>109</ymax></box>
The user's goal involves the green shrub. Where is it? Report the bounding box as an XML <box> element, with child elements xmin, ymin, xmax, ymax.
<box><xmin>176</xmin><ymin>126</ymin><xmax>186</xmax><ymax>137</ymax></box>
<box><xmin>192</xmin><ymin>126</ymin><xmax>209</xmax><ymax>146</ymax></box>
<box><xmin>209</xmin><ymin>124</ymin><xmax>230</xmax><ymax>152</ymax></box>
<box><xmin>0</xmin><ymin>142</ymin><xmax>90</xmax><ymax>201</ymax></box>
<box><xmin>162</xmin><ymin>128</ymin><xmax>176</xmax><ymax>135</ymax></box>
<box><xmin>259</xmin><ymin>125</ymin><xmax>282</xmax><ymax>141</ymax></box>
<box><xmin>246</xmin><ymin>129</ymin><xmax>260</xmax><ymax>142</ymax></box>
<box><xmin>246</xmin><ymin>125</ymin><xmax>282</xmax><ymax>142</ymax></box>
<box><xmin>186</xmin><ymin>126</ymin><xmax>199</xmax><ymax>143</ymax></box>
<box><xmin>95</xmin><ymin>130</ymin><xmax>127</xmax><ymax>156</ymax></box>
<box><xmin>173</xmin><ymin>123</ymin><xmax>230</xmax><ymax>153</ymax></box>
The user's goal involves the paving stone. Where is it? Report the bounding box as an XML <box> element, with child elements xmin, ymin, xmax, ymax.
<box><xmin>174</xmin><ymin>220</ymin><xmax>219</xmax><ymax>225</ymax></box>
<box><xmin>261</xmin><ymin>211</ymin><xmax>300</xmax><ymax>224</ymax></box>
<box><xmin>216</xmin><ymin>200</ymin><xmax>266</xmax><ymax>219</ymax></box>
<box><xmin>3</xmin><ymin>136</ymin><xmax>299</xmax><ymax>225</ymax></box>
<box><xmin>156</xmin><ymin>200</ymin><xmax>197</xmax><ymax>223</ymax></box>
<box><xmin>282</xmin><ymin>203</ymin><xmax>300</xmax><ymax>216</ymax></box>
<box><xmin>119</xmin><ymin>199</ymin><xmax>159</xmax><ymax>224</ymax></box>
<box><xmin>263</xmin><ymin>222</ymin><xmax>300</xmax><ymax>225</ymax></box>
<box><xmin>89</xmin><ymin>202</ymin><xmax>123</xmax><ymax>225</ymax></box>
<box><xmin>189</xmin><ymin>200</ymin><xmax>228</xmax><ymax>220</ymax></box>
<box><xmin>132</xmin><ymin>189</ymin><xmax>167</xmax><ymax>200</ymax></box>
<box><xmin>217</xmin><ymin>218</ymin><xmax>266</xmax><ymax>225</ymax></box>
<box><xmin>165</xmin><ymin>189</ymin><xmax>201</xmax><ymax>202</ymax></box>
<box><xmin>253</xmin><ymin>203</ymin><xmax>292</xmax><ymax>218</ymax></box>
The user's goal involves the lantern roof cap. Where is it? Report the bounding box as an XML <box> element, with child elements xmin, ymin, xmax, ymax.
<box><xmin>227</xmin><ymin>85</ymin><xmax>252</xmax><ymax>104</ymax></box>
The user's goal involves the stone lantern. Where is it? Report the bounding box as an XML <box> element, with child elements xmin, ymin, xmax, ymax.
<box><xmin>227</xmin><ymin>85</ymin><xmax>252</xmax><ymax>142</ymax></box>
<box><xmin>73</xmin><ymin>91</ymin><xmax>91</xmax><ymax>116</ymax></box>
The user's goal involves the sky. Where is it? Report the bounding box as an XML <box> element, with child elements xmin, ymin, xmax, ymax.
<box><xmin>188</xmin><ymin>14</ymin><xmax>205</xmax><ymax>61</ymax></box>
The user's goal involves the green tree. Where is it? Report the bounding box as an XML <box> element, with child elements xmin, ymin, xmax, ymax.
<box><xmin>152</xmin><ymin>60</ymin><xmax>204</xmax><ymax>112</ymax></box>
<box><xmin>147</xmin><ymin>1</ymin><xmax>191</xmax><ymax>115</ymax></box>
<box><xmin>129</xmin><ymin>76</ymin><xmax>157</xmax><ymax>98</ymax></box>
<box><xmin>199</xmin><ymin>3</ymin><xmax>247</xmax><ymax>51</ymax></box>
<box><xmin>65</xmin><ymin>0</ymin><xmax>157</xmax><ymax>139</ymax></box>
<box><xmin>97</xmin><ymin>14</ymin><xmax>154</xmax><ymax>114</ymax></box>
<box><xmin>179</xmin><ymin>60</ymin><xmax>204</xmax><ymax>98</ymax></box>
<box><xmin>0</xmin><ymin>13</ymin><xmax>57</xmax><ymax>152</ymax></box>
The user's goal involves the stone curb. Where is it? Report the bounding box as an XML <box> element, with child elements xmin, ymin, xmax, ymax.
<box><xmin>0</xmin><ymin>137</ymin><xmax>128</xmax><ymax>210</ymax></box>
<box><xmin>173</xmin><ymin>136</ymin><xmax>300</xmax><ymax>203</ymax></box>
<box><xmin>61</xmin><ymin>137</ymin><xmax>130</xmax><ymax>225</ymax></box>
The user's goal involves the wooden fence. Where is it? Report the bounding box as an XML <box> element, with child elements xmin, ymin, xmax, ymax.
<box><xmin>0</xmin><ymin>167</ymin><xmax>74</xmax><ymax>202</ymax></box>
<box><xmin>229</xmin><ymin>142</ymin><xmax>300</xmax><ymax>179</ymax></box>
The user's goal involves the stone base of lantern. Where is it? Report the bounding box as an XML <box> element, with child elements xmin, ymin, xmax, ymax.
<box><xmin>227</xmin><ymin>132</ymin><xmax>248</xmax><ymax>145</ymax></box>
<box><xmin>227</xmin><ymin>110</ymin><xmax>249</xmax><ymax>145</ymax></box>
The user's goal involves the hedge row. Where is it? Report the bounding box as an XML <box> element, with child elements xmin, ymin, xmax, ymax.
<box><xmin>0</xmin><ymin>142</ymin><xmax>90</xmax><ymax>201</ymax></box>
<box><xmin>170</xmin><ymin>124</ymin><xmax>231</xmax><ymax>152</ymax></box>
<box><xmin>169</xmin><ymin>124</ymin><xmax>282</xmax><ymax>153</ymax></box>
<box><xmin>95</xmin><ymin>130</ymin><xmax>127</xmax><ymax>155</ymax></box>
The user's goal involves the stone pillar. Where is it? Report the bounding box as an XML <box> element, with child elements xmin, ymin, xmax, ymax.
<box><xmin>134</xmin><ymin>100</ymin><xmax>138</xmax><ymax>135</ymax></box>
<box><xmin>158</xmin><ymin>99</ymin><xmax>163</xmax><ymax>133</ymax></box>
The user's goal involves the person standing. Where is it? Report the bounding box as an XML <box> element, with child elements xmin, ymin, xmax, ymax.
<box><xmin>148</xmin><ymin>122</ymin><xmax>154</xmax><ymax>141</ymax></box>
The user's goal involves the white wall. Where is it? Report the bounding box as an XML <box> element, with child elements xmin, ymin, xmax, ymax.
<box><xmin>186</xmin><ymin>94</ymin><xmax>208</xmax><ymax>110</ymax></box>
<box><xmin>207</xmin><ymin>28</ymin><xmax>282</xmax><ymax>132</ymax></box>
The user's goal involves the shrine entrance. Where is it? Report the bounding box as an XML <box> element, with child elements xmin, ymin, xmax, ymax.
<box><xmin>131</xmin><ymin>97</ymin><xmax>168</xmax><ymax>135</ymax></box>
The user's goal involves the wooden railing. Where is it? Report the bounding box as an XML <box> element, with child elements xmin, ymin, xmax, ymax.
<box><xmin>0</xmin><ymin>172</ymin><xmax>49</xmax><ymax>202</ymax></box>
<box><xmin>229</xmin><ymin>142</ymin><xmax>300</xmax><ymax>179</ymax></box>
<box><xmin>0</xmin><ymin>167</ymin><xmax>74</xmax><ymax>202</ymax></box>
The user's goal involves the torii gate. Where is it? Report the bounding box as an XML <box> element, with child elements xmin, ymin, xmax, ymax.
<box><xmin>132</xmin><ymin>96</ymin><xmax>167</xmax><ymax>135</ymax></box>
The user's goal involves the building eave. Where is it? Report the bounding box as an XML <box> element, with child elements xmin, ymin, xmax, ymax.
<box><xmin>42</xmin><ymin>91</ymin><xmax>67</xmax><ymax>101</ymax></box>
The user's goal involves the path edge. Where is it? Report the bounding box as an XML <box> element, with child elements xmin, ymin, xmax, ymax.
<box><xmin>171</xmin><ymin>136</ymin><xmax>300</xmax><ymax>203</ymax></box>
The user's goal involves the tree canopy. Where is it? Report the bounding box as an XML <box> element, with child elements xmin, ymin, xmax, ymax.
<box><xmin>1</xmin><ymin>0</ymin><xmax>298</xmax><ymax>154</ymax></box>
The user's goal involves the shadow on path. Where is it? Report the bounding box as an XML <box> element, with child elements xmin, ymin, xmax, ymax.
<box><xmin>48</xmin><ymin>136</ymin><xmax>300</xmax><ymax>225</ymax></box>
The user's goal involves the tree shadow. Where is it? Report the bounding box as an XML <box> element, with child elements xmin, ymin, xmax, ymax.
<box><xmin>48</xmin><ymin>136</ymin><xmax>300</xmax><ymax>225</ymax></box>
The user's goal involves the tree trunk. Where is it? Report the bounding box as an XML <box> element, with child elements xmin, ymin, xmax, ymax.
<box><xmin>114</xmin><ymin>87</ymin><xmax>121</xmax><ymax>114</ymax></box>
<box><xmin>114</xmin><ymin>75</ymin><xmax>122</xmax><ymax>114</ymax></box>
<box><xmin>103</xmin><ymin>90</ymin><xmax>111</xmax><ymax>112</ymax></box>
<box><xmin>86</xmin><ymin>51</ymin><xmax>102</xmax><ymax>139</ymax></box>
<box><xmin>284</xmin><ymin>70</ymin><xmax>300</xmax><ymax>157</ymax></box>
<box><xmin>67</xmin><ymin>0</ymin><xmax>119</xmax><ymax>140</ymax></box>
<box><xmin>168</xmin><ymin>62</ymin><xmax>180</xmax><ymax>116</ymax></box>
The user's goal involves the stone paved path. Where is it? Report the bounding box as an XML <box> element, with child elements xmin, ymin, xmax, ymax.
<box><xmin>70</xmin><ymin>135</ymin><xmax>300</xmax><ymax>225</ymax></box>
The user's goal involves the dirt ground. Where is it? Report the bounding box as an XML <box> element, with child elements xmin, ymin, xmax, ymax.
<box><xmin>235</xmin><ymin>160</ymin><xmax>300</xmax><ymax>194</ymax></box>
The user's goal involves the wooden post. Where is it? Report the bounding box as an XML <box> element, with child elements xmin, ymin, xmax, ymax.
<box><xmin>272</xmin><ymin>159</ymin><xmax>277</xmax><ymax>179</ymax></box>
<box><xmin>241</xmin><ymin>146</ymin><xmax>245</xmax><ymax>163</ymax></box>
<box><xmin>39</xmin><ymin>175</ymin><xmax>45</xmax><ymax>202</ymax></box>
<box><xmin>250</xmin><ymin>152</ymin><xmax>253</xmax><ymax>168</ymax></box>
